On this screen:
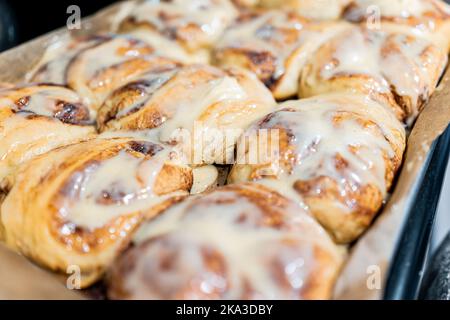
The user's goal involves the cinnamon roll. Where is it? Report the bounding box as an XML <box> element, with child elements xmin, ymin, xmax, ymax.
<box><xmin>107</xmin><ymin>183</ymin><xmax>344</xmax><ymax>300</ymax></box>
<box><xmin>344</xmin><ymin>0</ymin><xmax>450</xmax><ymax>52</ymax></box>
<box><xmin>228</xmin><ymin>94</ymin><xmax>406</xmax><ymax>243</ymax></box>
<box><xmin>118</xmin><ymin>0</ymin><xmax>239</xmax><ymax>63</ymax></box>
<box><xmin>242</xmin><ymin>0</ymin><xmax>352</xmax><ymax>20</ymax></box>
<box><xmin>0</xmin><ymin>84</ymin><xmax>95</xmax><ymax>194</ymax></box>
<box><xmin>1</xmin><ymin>138</ymin><xmax>192</xmax><ymax>287</ymax></box>
<box><xmin>299</xmin><ymin>25</ymin><xmax>448</xmax><ymax>124</ymax></box>
<box><xmin>66</xmin><ymin>36</ymin><xmax>179</xmax><ymax>112</ymax></box>
<box><xmin>97</xmin><ymin>64</ymin><xmax>276</xmax><ymax>164</ymax></box>
<box><xmin>213</xmin><ymin>10</ymin><xmax>352</xmax><ymax>99</ymax></box>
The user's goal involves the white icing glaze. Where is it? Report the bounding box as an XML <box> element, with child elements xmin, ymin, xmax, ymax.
<box><xmin>0</xmin><ymin>85</ymin><xmax>95</xmax><ymax>123</ymax></box>
<box><xmin>318</xmin><ymin>26</ymin><xmax>447</xmax><ymax>122</ymax></box>
<box><xmin>346</xmin><ymin>0</ymin><xmax>449</xmax><ymax>19</ymax></box>
<box><xmin>126</xmin><ymin>28</ymin><xmax>210</xmax><ymax>64</ymax></box>
<box><xmin>128</xmin><ymin>184</ymin><xmax>339</xmax><ymax>299</ymax></box>
<box><xmin>66</xmin><ymin>35</ymin><xmax>157</xmax><ymax>111</ymax></box>
<box><xmin>216</xmin><ymin>11</ymin><xmax>352</xmax><ymax>97</ymax></box>
<box><xmin>26</xmin><ymin>35</ymin><xmax>101</xmax><ymax>85</ymax></box>
<box><xmin>158</xmin><ymin>73</ymin><xmax>247</xmax><ymax>142</ymax></box>
<box><xmin>115</xmin><ymin>68</ymin><xmax>180</xmax><ymax>119</ymax></box>
<box><xmin>57</xmin><ymin>145</ymin><xmax>184</xmax><ymax>231</ymax></box>
<box><xmin>101</xmin><ymin>65</ymin><xmax>275</xmax><ymax>165</ymax></box>
<box><xmin>191</xmin><ymin>165</ymin><xmax>218</xmax><ymax>194</ymax></box>
<box><xmin>217</xmin><ymin>10</ymin><xmax>307</xmax><ymax>80</ymax></box>
<box><xmin>125</xmin><ymin>0</ymin><xmax>238</xmax><ymax>50</ymax></box>
<box><xmin>258</xmin><ymin>0</ymin><xmax>352</xmax><ymax>20</ymax></box>
<box><xmin>235</xmin><ymin>94</ymin><xmax>405</xmax><ymax>210</ymax></box>
<box><xmin>0</xmin><ymin>86</ymin><xmax>82</xmax><ymax>118</ymax></box>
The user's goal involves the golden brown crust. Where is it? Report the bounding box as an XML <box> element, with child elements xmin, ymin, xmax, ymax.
<box><xmin>107</xmin><ymin>183</ymin><xmax>344</xmax><ymax>299</ymax></box>
<box><xmin>0</xmin><ymin>138</ymin><xmax>192</xmax><ymax>287</ymax></box>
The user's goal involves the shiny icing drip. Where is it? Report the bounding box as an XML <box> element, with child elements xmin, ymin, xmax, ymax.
<box><xmin>237</xmin><ymin>94</ymin><xmax>404</xmax><ymax>210</ymax></box>
<box><xmin>125</xmin><ymin>0</ymin><xmax>238</xmax><ymax>49</ymax></box>
<box><xmin>217</xmin><ymin>10</ymin><xmax>308</xmax><ymax>80</ymax></box>
<box><xmin>26</xmin><ymin>36</ymin><xmax>103</xmax><ymax>85</ymax></box>
<box><xmin>216</xmin><ymin>10</ymin><xmax>353</xmax><ymax>98</ymax></box>
<box><xmin>66</xmin><ymin>35</ymin><xmax>157</xmax><ymax>110</ymax></box>
<box><xmin>114</xmin><ymin>68</ymin><xmax>180</xmax><ymax>119</ymax></box>
<box><xmin>101</xmin><ymin>65</ymin><xmax>275</xmax><ymax>164</ymax></box>
<box><xmin>319</xmin><ymin>26</ymin><xmax>447</xmax><ymax>122</ymax></box>
<box><xmin>345</xmin><ymin>0</ymin><xmax>449</xmax><ymax>19</ymax></box>
<box><xmin>259</xmin><ymin>0</ymin><xmax>352</xmax><ymax>20</ymax></box>
<box><xmin>127</xmin><ymin>184</ymin><xmax>338</xmax><ymax>299</ymax></box>
<box><xmin>57</xmin><ymin>144</ymin><xmax>178</xmax><ymax>231</ymax></box>
<box><xmin>158</xmin><ymin>71</ymin><xmax>248</xmax><ymax>142</ymax></box>
<box><xmin>0</xmin><ymin>85</ymin><xmax>94</xmax><ymax>124</ymax></box>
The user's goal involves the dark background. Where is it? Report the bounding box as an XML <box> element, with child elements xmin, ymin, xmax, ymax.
<box><xmin>0</xmin><ymin>0</ymin><xmax>117</xmax><ymax>51</ymax></box>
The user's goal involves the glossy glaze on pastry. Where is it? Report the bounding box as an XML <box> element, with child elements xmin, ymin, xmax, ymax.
<box><xmin>118</xmin><ymin>0</ymin><xmax>239</xmax><ymax>62</ymax></box>
<box><xmin>344</xmin><ymin>0</ymin><xmax>450</xmax><ymax>52</ymax></box>
<box><xmin>108</xmin><ymin>183</ymin><xmax>344</xmax><ymax>299</ymax></box>
<box><xmin>299</xmin><ymin>25</ymin><xmax>447</xmax><ymax>124</ymax></box>
<box><xmin>240</xmin><ymin>0</ymin><xmax>352</xmax><ymax>20</ymax></box>
<box><xmin>1</xmin><ymin>138</ymin><xmax>192</xmax><ymax>287</ymax></box>
<box><xmin>97</xmin><ymin>64</ymin><xmax>276</xmax><ymax>164</ymax></box>
<box><xmin>214</xmin><ymin>9</ymin><xmax>352</xmax><ymax>99</ymax></box>
<box><xmin>28</xmin><ymin>35</ymin><xmax>178</xmax><ymax>112</ymax></box>
<box><xmin>0</xmin><ymin>84</ymin><xmax>95</xmax><ymax>193</ymax></box>
<box><xmin>229</xmin><ymin>94</ymin><xmax>406</xmax><ymax>243</ymax></box>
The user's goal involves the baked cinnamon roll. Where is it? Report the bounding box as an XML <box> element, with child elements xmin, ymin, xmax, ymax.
<box><xmin>213</xmin><ymin>10</ymin><xmax>352</xmax><ymax>99</ymax></box>
<box><xmin>344</xmin><ymin>0</ymin><xmax>450</xmax><ymax>52</ymax></box>
<box><xmin>299</xmin><ymin>25</ymin><xmax>448</xmax><ymax>124</ymax></box>
<box><xmin>107</xmin><ymin>183</ymin><xmax>344</xmax><ymax>299</ymax></box>
<box><xmin>118</xmin><ymin>0</ymin><xmax>239</xmax><ymax>63</ymax></box>
<box><xmin>97</xmin><ymin>64</ymin><xmax>276</xmax><ymax>164</ymax></box>
<box><xmin>0</xmin><ymin>84</ymin><xmax>95</xmax><ymax>194</ymax></box>
<box><xmin>228</xmin><ymin>94</ymin><xmax>406</xmax><ymax>243</ymax></box>
<box><xmin>1</xmin><ymin>138</ymin><xmax>192</xmax><ymax>287</ymax></box>
<box><xmin>241</xmin><ymin>0</ymin><xmax>352</xmax><ymax>20</ymax></box>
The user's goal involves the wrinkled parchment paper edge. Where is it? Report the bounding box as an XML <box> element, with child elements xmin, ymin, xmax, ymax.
<box><xmin>0</xmin><ymin>0</ymin><xmax>449</xmax><ymax>300</ymax></box>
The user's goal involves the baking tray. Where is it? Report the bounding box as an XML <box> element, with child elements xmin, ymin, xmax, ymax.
<box><xmin>384</xmin><ymin>125</ymin><xmax>450</xmax><ymax>300</ymax></box>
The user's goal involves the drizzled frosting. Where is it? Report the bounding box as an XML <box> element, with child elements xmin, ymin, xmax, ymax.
<box><xmin>122</xmin><ymin>0</ymin><xmax>238</xmax><ymax>51</ymax></box>
<box><xmin>344</xmin><ymin>0</ymin><xmax>450</xmax><ymax>52</ymax></box>
<box><xmin>0</xmin><ymin>84</ymin><xmax>94</xmax><ymax>124</ymax></box>
<box><xmin>110</xmin><ymin>184</ymin><xmax>342</xmax><ymax>299</ymax></box>
<box><xmin>215</xmin><ymin>10</ymin><xmax>352</xmax><ymax>98</ymax></box>
<box><xmin>0</xmin><ymin>85</ymin><xmax>95</xmax><ymax>187</ymax></box>
<box><xmin>97</xmin><ymin>65</ymin><xmax>275</xmax><ymax>164</ymax></box>
<box><xmin>26</xmin><ymin>35</ymin><xmax>105</xmax><ymax>85</ymax></box>
<box><xmin>56</xmin><ymin>145</ymin><xmax>173</xmax><ymax>231</ymax></box>
<box><xmin>345</xmin><ymin>0</ymin><xmax>450</xmax><ymax>20</ymax></box>
<box><xmin>256</xmin><ymin>0</ymin><xmax>352</xmax><ymax>20</ymax></box>
<box><xmin>300</xmin><ymin>25</ymin><xmax>447</xmax><ymax>123</ymax></box>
